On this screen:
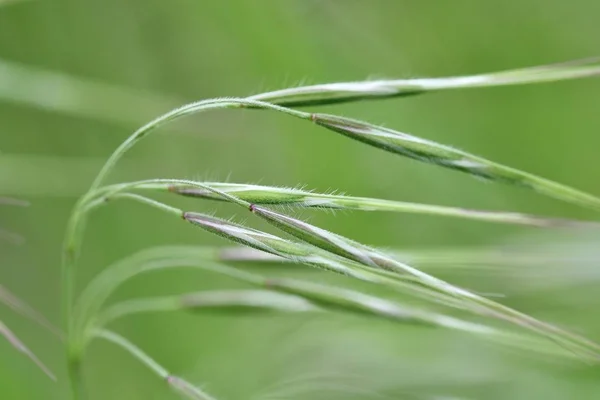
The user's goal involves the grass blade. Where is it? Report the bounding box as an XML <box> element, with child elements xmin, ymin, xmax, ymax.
<box><xmin>0</xmin><ymin>284</ymin><xmax>62</xmax><ymax>338</ymax></box>
<box><xmin>0</xmin><ymin>320</ymin><xmax>56</xmax><ymax>380</ymax></box>
<box><xmin>0</xmin><ymin>197</ymin><xmax>29</xmax><ymax>206</ymax></box>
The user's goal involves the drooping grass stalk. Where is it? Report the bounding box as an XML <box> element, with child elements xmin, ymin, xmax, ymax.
<box><xmin>81</xmin><ymin>186</ymin><xmax>476</xmax><ymax>313</ymax></box>
<box><xmin>65</xmin><ymin>87</ymin><xmax>600</xmax><ymax>348</ymax></box>
<box><xmin>95</xmin><ymin>177</ymin><xmax>591</xmax><ymax>357</ymax></box>
<box><xmin>190</xmin><ymin>208</ymin><xmax>600</xmax><ymax>358</ymax></box>
<box><xmin>79</xmin><ymin>183</ymin><xmax>600</xmax><ymax>359</ymax></box>
<box><xmin>77</xmin><ymin>190</ymin><xmax>466</xmax><ymax>317</ymax></box>
<box><xmin>72</xmin><ymin>246</ymin><xmax>262</xmax><ymax>350</ymax></box>
<box><xmin>60</xmin><ymin>99</ymin><xmax>309</xmax><ymax>391</ymax></box>
<box><xmin>84</xmin><ymin>250</ymin><xmax>589</xmax><ymax>363</ymax></box>
<box><xmin>77</xmin><ymin>177</ymin><xmax>598</xmax><ymax>234</ymax></box>
<box><xmin>250</xmin><ymin>57</ymin><xmax>600</xmax><ymax>106</ymax></box>
<box><xmin>245</xmin><ymin>204</ymin><xmax>600</xmax><ymax>358</ymax></box>
<box><xmin>95</xmin><ymin>290</ymin><xmax>319</xmax><ymax>328</ymax></box>
<box><xmin>94</xmin><ymin>329</ymin><xmax>167</xmax><ymax>377</ymax></box>
<box><xmin>181</xmin><ymin>212</ymin><xmax>469</xmax><ymax>309</ymax></box>
<box><xmin>62</xmin><ymin>59</ymin><xmax>600</xmax><ymax>398</ymax></box>
<box><xmin>216</xmin><ymin>246</ymin><xmax>528</xmax><ymax>272</ymax></box>
<box><xmin>149</xmin><ymin>180</ymin><xmax>593</xmax><ymax>227</ymax></box>
<box><xmin>77</xmin><ymin>244</ymin><xmax>584</xmax><ymax>362</ymax></box>
<box><xmin>64</xmin><ymin>189</ymin><xmax>596</xmax><ymax>398</ymax></box>
<box><xmin>94</xmin><ymin>329</ymin><xmax>216</xmax><ymax>400</ymax></box>
<box><xmin>311</xmin><ymin>113</ymin><xmax>600</xmax><ymax>210</ymax></box>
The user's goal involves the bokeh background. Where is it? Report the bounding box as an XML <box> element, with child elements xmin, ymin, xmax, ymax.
<box><xmin>1</xmin><ymin>1</ymin><xmax>600</xmax><ymax>399</ymax></box>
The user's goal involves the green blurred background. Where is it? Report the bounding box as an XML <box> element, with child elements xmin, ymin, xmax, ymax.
<box><xmin>1</xmin><ymin>0</ymin><xmax>600</xmax><ymax>398</ymax></box>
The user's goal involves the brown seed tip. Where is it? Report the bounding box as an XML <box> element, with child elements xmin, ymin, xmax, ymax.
<box><xmin>249</xmin><ymin>203</ymin><xmax>256</xmax><ymax>212</ymax></box>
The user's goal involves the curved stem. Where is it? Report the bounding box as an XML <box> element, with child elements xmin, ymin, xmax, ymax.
<box><xmin>94</xmin><ymin>329</ymin><xmax>218</xmax><ymax>400</ymax></box>
<box><xmin>88</xmin><ymin>98</ymin><xmax>310</xmax><ymax>192</ymax></box>
<box><xmin>94</xmin><ymin>329</ymin><xmax>169</xmax><ymax>378</ymax></box>
<box><xmin>60</xmin><ymin>98</ymin><xmax>304</xmax><ymax>398</ymax></box>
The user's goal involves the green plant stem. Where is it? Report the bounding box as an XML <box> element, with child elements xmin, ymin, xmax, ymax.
<box><xmin>61</xmin><ymin>101</ymin><xmax>307</xmax><ymax>398</ymax></box>
<box><xmin>94</xmin><ymin>329</ymin><xmax>169</xmax><ymax>377</ymax></box>
<box><xmin>61</xmin><ymin>192</ymin><xmax>183</xmax><ymax>399</ymax></box>
<box><xmin>87</xmin><ymin>98</ymin><xmax>310</xmax><ymax>192</ymax></box>
<box><xmin>95</xmin><ymin>329</ymin><xmax>218</xmax><ymax>399</ymax></box>
<box><xmin>74</xmin><ymin>248</ymin><xmax>261</xmax><ymax>348</ymax></box>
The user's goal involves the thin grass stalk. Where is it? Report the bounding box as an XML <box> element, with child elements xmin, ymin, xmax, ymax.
<box><xmin>94</xmin><ymin>329</ymin><xmax>217</xmax><ymax>400</ymax></box>
<box><xmin>216</xmin><ymin>246</ymin><xmax>520</xmax><ymax>273</ymax></box>
<box><xmin>86</xmin><ymin>264</ymin><xmax>581</xmax><ymax>361</ymax></box>
<box><xmin>87</xmin><ymin>187</ymin><xmax>600</xmax><ymax>360</ymax></box>
<box><xmin>65</xmin><ymin>86</ymin><xmax>600</xmax><ymax>359</ymax></box>
<box><xmin>250</xmin><ymin>57</ymin><xmax>600</xmax><ymax>107</ymax></box>
<box><xmin>311</xmin><ymin>113</ymin><xmax>600</xmax><ymax>211</ymax></box>
<box><xmin>61</xmin><ymin>99</ymin><xmax>309</xmax><ymax>394</ymax></box>
<box><xmin>94</xmin><ymin>290</ymin><xmax>319</xmax><ymax>328</ymax></box>
<box><xmin>73</xmin><ymin>247</ymin><xmax>262</xmax><ymax>348</ymax></box>
<box><xmin>0</xmin><ymin>284</ymin><xmax>62</xmax><ymax>339</ymax></box>
<box><xmin>181</xmin><ymin>203</ymin><xmax>600</xmax><ymax>359</ymax></box>
<box><xmin>182</xmin><ymin>212</ymin><xmax>470</xmax><ymax>310</ymax></box>
<box><xmin>260</xmin><ymin>277</ymin><xmax>589</xmax><ymax>361</ymax></box>
<box><xmin>81</xmin><ymin>178</ymin><xmax>596</xmax><ymax>235</ymax></box>
<box><xmin>217</xmin><ymin>245</ymin><xmax>578</xmax><ymax>274</ymax></box>
<box><xmin>157</xmin><ymin>180</ymin><xmax>591</xmax><ymax>227</ymax></box>
<box><xmin>247</xmin><ymin>205</ymin><xmax>600</xmax><ymax>359</ymax></box>
<box><xmin>0</xmin><ymin>320</ymin><xmax>56</xmax><ymax>380</ymax></box>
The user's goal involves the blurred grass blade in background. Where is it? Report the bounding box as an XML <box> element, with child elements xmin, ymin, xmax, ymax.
<box><xmin>0</xmin><ymin>284</ymin><xmax>61</xmax><ymax>338</ymax></box>
<box><xmin>0</xmin><ymin>58</ymin><xmax>184</xmax><ymax>127</ymax></box>
<box><xmin>0</xmin><ymin>320</ymin><xmax>55</xmax><ymax>380</ymax></box>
